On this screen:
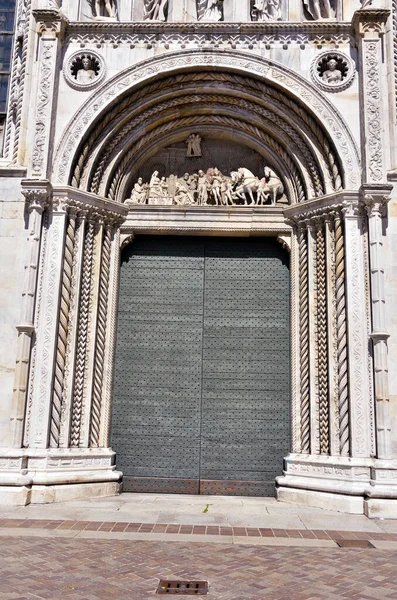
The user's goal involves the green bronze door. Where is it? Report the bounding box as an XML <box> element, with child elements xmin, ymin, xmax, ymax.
<box><xmin>112</xmin><ymin>236</ymin><xmax>290</xmax><ymax>496</ymax></box>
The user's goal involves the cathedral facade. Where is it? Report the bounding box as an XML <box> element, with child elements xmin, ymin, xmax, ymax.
<box><xmin>0</xmin><ymin>0</ymin><xmax>397</xmax><ymax>517</ymax></box>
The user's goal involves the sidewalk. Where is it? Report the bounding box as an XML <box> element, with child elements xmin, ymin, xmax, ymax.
<box><xmin>0</xmin><ymin>493</ymin><xmax>396</xmax><ymax>548</ymax></box>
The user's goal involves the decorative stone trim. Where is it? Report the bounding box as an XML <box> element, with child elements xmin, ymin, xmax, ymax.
<box><xmin>63</xmin><ymin>50</ymin><xmax>106</xmax><ymax>91</ymax></box>
<box><xmin>310</xmin><ymin>50</ymin><xmax>356</xmax><ymax>93</ymax></box>
<box><xmin>66</xmin><ymin>21</ymin><xmax>354</xmax><ymax>51</ymax></box>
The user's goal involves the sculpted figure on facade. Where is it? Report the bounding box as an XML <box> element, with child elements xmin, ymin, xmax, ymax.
<box><xmin>251</xmin><ymin>0</ymin><xmax>282</xmax><ymax>21</ymax></box>
<box><xmin>144</xmin><ymin>0</ymin><xmax>169</xmax><ymax>21</ymax></box>
<box><xmin>186</xmin><ymin>134</ymin><xmax>202</xmax><ymax>157</ymax></box>
<box><xmin>76</xmin><ymin>57</ymin><xmax>96</xmax><ymax>83</ymax></box>
<box><xmin>303</xmin><ymin>0</ymin><xmax>336</xmax><ymax>20</ymax></box>
<box><xmin>91</xmin><ymin>0</ymin><xmax>117</xmax><ymax>19</ymax></box>
<box><xmin>126</xmin><ymin>167</ymin><xmax>284</xmax><ymax>207</ymax></box>
<box><xmin>197</xmin><ymin>0</ymin><xmax>224</xmax><ymax>21</ymax></box>
<box><xmin>322</xmin><ymin>59</ymin><xmax>342</xmax><ymax>84</ymax></box>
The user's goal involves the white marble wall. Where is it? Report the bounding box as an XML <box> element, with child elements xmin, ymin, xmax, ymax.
<box><xmin>0</xmin><ymin>177</ymin><xmax>26</xmax><ymax>447</ymax></box>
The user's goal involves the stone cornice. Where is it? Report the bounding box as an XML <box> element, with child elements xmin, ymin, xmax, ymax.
<box><xmin>52</xmin><ymin>186</ymin><xmax>129</xmax><ymax>224</ymax></box>
<box><xmin>67</xmin><ymin>21</ymin><xmax>353</xmax><ymax>34</ymax></box>
<box><xmin>283</xmin><ymin>192</ymin><xmax>358</xmax><ymax>221</ymax></box>
<box><xmin>66</xmin><ymin>20</ymin><xmax>354</xmax><ymax>48</ymax></box>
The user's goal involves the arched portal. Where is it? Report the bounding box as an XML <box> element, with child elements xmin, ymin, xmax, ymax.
<box><xmin>29</xmin><ymin>50</ymin><xmax>376</xmax><ymax>510</ymax></box>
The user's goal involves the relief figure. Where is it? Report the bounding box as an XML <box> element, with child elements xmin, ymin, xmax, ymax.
<box><xmin>91</xmin><ymin>0</ymin><xmax>117</xmax><ymax>18</ymax></box>
<box><xmin>197</xmin><ymin>0</ymin><xmax>224</xmax><ymax>21</ymax></box>
<box><xmin>303</xmin><ymin>0</ymin><xmax>336</xmax><ymax>20</ymax></box>
<box><xmin>144</xmin><ymin>0</ymin><xmax>168</xmax><ymax>21</ymax></box>
<box><xmin>322</xmin><ymin>59</ymin><xmax>342</xmax><ymax>84</ymax></box>
<box><xmin>252</xmin><ymin>0</ymin><xmax>282</xmax><ymax>21</ymax></box>
<box><xmin>127</xmin><ymin>165</ymin><xmax>284</xmax><ymax>207</ymax></box>
<box><xmin>76</xmin><ymin>57</ymin><xmax>96</xmax><ymax>83</ymax></box>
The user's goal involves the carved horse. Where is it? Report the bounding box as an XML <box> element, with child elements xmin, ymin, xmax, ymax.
<box><xmin>259</xmin><ymin>169</ymin><xmax>284</xmax><ymax>205</ymax></box>
<box><xmin>231</xmin><ymin>168</ymin><xmax>260</xmax><ymax>205</ymax></box>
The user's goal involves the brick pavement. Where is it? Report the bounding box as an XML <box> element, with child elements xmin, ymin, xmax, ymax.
<box><xmin>0</xmin><ymin>536</ymin><xmax>396</xmax><ymax>600</ymax></box>
<box><xmin>1</xmin><ymin>518</ymin><xmax>397</xmax><ymax>542</ymax></box>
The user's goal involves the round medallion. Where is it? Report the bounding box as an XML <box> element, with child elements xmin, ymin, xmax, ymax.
<box><xmin>310</xmin><ymin>51</ymin><xmax>356</xmax><ymax>93</ymax></box>
<box><xmin>63</xmin><ymin>50</ymin><xmax>106</xmax><ymax>91</ymax></box>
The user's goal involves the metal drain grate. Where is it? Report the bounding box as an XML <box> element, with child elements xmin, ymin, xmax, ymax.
<box><xmin>336</xmin><ymin>540</ymin><xmax>374</xmax><ymax>548</ymax></box>
<box><xmin>156</xmin><ymin>580</ymin><xmax>209</xmax><ymax>595</ymax></box>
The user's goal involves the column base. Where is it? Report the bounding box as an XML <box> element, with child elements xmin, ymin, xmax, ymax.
<box><xmin>364</xmin><ymin>498</ymin><xmax>397</xmax><ymax>518</ymax></box>
<box><xmin>0</xmin><ymin>485</ymin><xmax>32</xmax><ymax>506</ymax></box>
<box><xmin>276</xmin><ymin>486</ymin><xmax>364</xmax><ymax>514</ymax></box>
<box><xmin>276</xmin><ymin>454</ymin><xmax>397</xmax><ymax>517</ymax></box>
<box><xmin>30</xmin><ymin>481</ymin><xmax>122</xmax><ymax>504</ymax></box>
<box><xmin>0</xmin><ymin>447</ymin><xmax>122</xmax><ymax>505</ymax></box>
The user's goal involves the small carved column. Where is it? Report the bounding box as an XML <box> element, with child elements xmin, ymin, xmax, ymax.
<box><xmin>353</xmin><ymin>9</ymin><xmax>389</xmax><ymax>185</ymax></box>
<box><xmin>324</xmin><ymin>213</ymin><xmax>340</xmax><ymax>456</ymax></box>
<box><xmin>364</xmin><ymin>191</ymin><xmax>392</xmax><ymax>459</ymax></box>
<box><xmin>10</xmin><ymin>182</ymin><xmax>49</xmax><ymax>447</ymax></box>
<box><xmin>316</xmin><ymin>218</ymin><xmax>329</xmax><ymax>455</ymax></box>
<box><xmin>334</xmin><ymin>212</ymin><xmax>349</xmax><ymax>457</ymax></box>
<box><xmin>100</xmin><ymin>228</ymin><xmax>123</xmax><ymax>447</ymax></box>
<box><xmin>307</xmin><ymin>220</ymin><xmax>320</xmax><ymax>455</ymax></box>
<box><xmin>297</xmin><ymin>222</ymin><xmax>310</xmax><ymax>454</ymax></box>
<box><xmin>30</xmin><ymin>9</ymin><xmax>67</xmax><ymax>179</ymax></box>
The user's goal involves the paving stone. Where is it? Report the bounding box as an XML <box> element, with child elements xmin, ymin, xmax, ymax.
<box><xmin>0</xmin><ymin>537</ymin><xmax>395</xmax><ymax>600</ymax></box>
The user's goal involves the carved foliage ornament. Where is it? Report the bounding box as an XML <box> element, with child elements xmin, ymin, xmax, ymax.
<box><xmin>64</xmin><ymin>50</ymin><xmax>106</xmax><ymax>91</ymax></box>
<box><xmin>310</xmin><ymin>51</ymin><xmax>356</xmax><ymax>93</ymax></box>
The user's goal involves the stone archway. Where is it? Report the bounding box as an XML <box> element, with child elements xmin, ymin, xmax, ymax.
<box><xmin>16</xmin><ymin>49</ymin><xmax>389</xmax><ymax>512</ymax></box>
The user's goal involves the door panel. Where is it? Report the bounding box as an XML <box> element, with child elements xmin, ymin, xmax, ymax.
<box><xmin>112</xmin><ymin>236</ymin><xmax>290</xmax><ymax>496</ymax></box>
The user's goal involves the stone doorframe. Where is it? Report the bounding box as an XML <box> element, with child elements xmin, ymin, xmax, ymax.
<box><xmin>2</xmin><ymin>182</ymin><xmax>397</xmax><ymax>516</ymax></box>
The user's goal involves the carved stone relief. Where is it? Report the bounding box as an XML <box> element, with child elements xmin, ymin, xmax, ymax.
<box><xmin>310</xmin><ymin>51</ymin><xmax>356</xmax><ymax>93</ymax></box>
<box><xmin>125</xmin><ymin>167</ymin><xmax>286</xmax><ymax>207</ymax></box>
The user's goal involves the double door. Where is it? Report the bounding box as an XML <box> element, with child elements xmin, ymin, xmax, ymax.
<box><xmin>112</xmin><ymin>236</ymin><xmax>290</xmax><ymax>496</ymax></box>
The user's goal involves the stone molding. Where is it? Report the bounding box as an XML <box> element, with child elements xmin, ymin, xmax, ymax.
<box><xmin>66</xmin><ymin>20</ymin><xmax>354</xmax><ymax>50</ymax></box>
<box><xmin>53</xmin><ymin>49</ymin><xmax>360</xmax><ymax>190</ymax></box>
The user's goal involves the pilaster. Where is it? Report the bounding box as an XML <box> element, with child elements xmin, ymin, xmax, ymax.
<box><xmin>10</xmin><ymin>180</ymin><xmax>50</xmax><ymax>448</ymax></box>
<box><xmin>30</xmin><ymin>9</ymin><xmax>68</xmax><ymax>179</ymax></box>
<box><xmin>362</xmin><ymin>184</ymin><xmax>393</xmax><ymax>459</ymax></box>
<box><xmin>343</xmin><ymin>199</ymin><xmax>371</xmax><ymax>458</ymax></box>
<box><xmin>353</xmin><ymin>9</ymin><xmax>390</xmax><ymax>184</ymax></box>
<box><xmin>28</xmin><ymin>197</ymin><xmax>68</xmax><ymax>448</ymax></box>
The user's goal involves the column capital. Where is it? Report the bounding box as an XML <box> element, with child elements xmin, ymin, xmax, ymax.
<box><xmin>33</xmin><ymin>8</ymin><xmax>69</xmax><ymax>41</ymax></box>
<box><xmin>360</xmin><ymin>184</ymin><xmax>393</xmax><ymax>217</ymax></box>
<box><xmin>21</xmin><ymin>179</ymin><xmax>52</xmax><ymax>213</ymax></box>
<box><xmin>352</xmin><ymin>8</ymin><xmax>390</xmax><ymax>39</ymax></box>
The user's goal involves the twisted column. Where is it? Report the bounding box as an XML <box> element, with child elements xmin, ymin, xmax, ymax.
<box><xmin>316</xmin><ymin>220</ymin><xmax>329</xmax><ymax>455</ymax></box>
<box><xmin>70</xmin><ymin>218</ymin><xmax>93</xmax><ymax>447</ymax></box>
<box><xmin>50</xmin><ymin>209</ymin><xmax>76</xmax><ymax>447</ymax></box>
<box><xmin>298</xmin><ymin>224</ymin><xmax>310</xmax><ymax>454</ymax></box>
<box><xmin>90</xmin><ymin>225</ymin><xmax>112</xmax><ymax>447</ymax></box>
<box><xmin>335</xmin><ymin>214</ymin><xmax>349</xmax><ymax>456</ymax></box>
<box><xmin>102</xmin><ymin>228</ymin><xmax>121</xmax><ymax>447</ymax></box>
